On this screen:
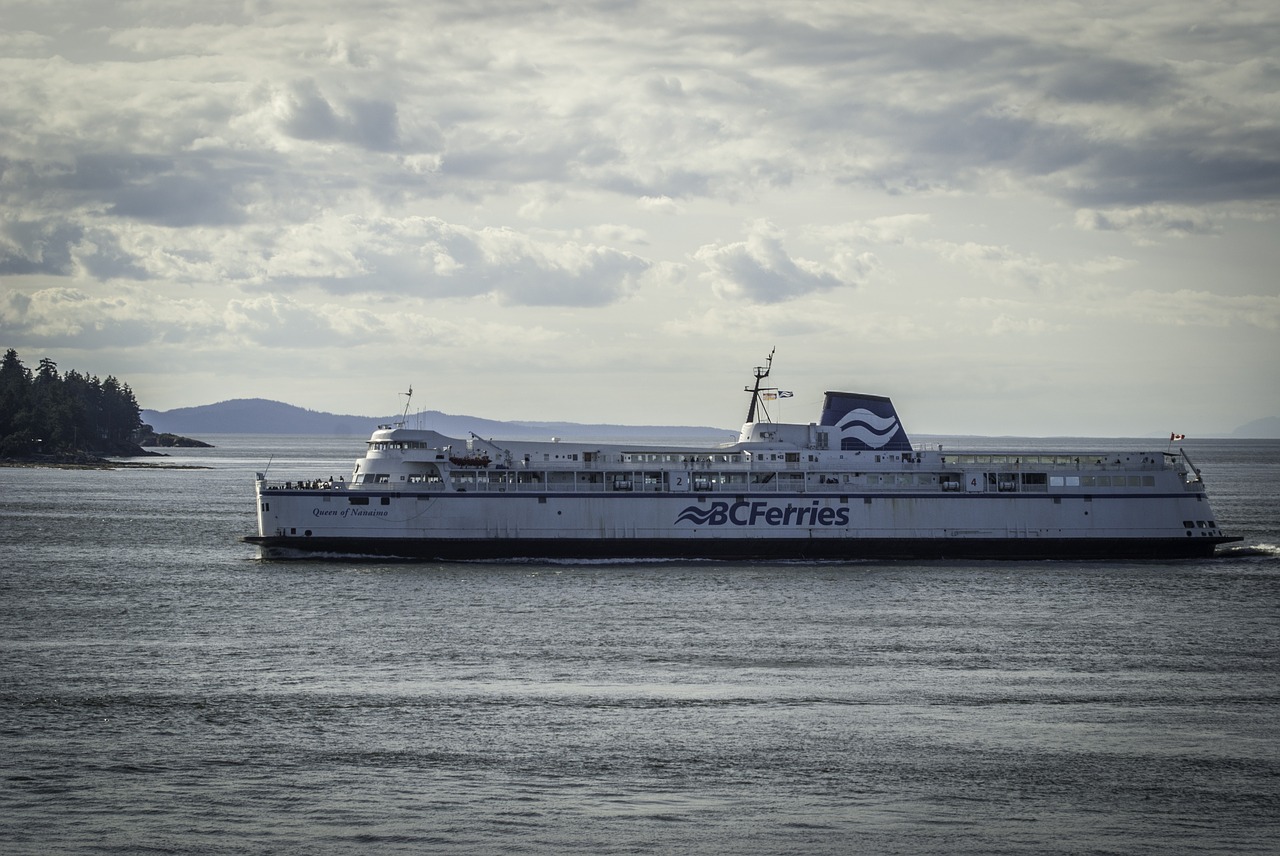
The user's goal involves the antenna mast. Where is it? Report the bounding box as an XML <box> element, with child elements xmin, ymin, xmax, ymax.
<box><xmin>397</xmin><ymin>385</ymin><xmax>413</xmax><ymax>427</ymax></box>
<box><xmin>744</xmin><ymin>348</ymin><xmax>775</xmax><ymax>423</ymax></box>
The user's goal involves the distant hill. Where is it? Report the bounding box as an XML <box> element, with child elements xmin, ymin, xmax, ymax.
<box><xmin>1232</xmin><ymin>416</ymin><xmax>1280</xmax><ymax>439</ymax></box>
<box><xmin>141</xmin><ymin>398</ymin><xmax>734</xmax><ymax>442</ymax></box>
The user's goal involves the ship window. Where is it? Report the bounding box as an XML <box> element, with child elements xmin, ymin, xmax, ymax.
<box><xmin>261</xmin><ymin>502</ymin><xmax>270</xmax><ymax>511</ymax></box>
<box><xmin>1021</xmin><ymin>473</ymin><xmax>1047</xmax><ymax>486</ymax></box>
<box><xmin>380</xmin><ymin>497</ymin><xmax>390</xmax><ymax>505</ymax></box>
<box><xmin>1183</xmin><ymin>520</ymin><xmax>1194</xmax><ymax>528</ymax></box>
<box><xmin>349</xmin><ymin>497</ymin><xmax>370</xmax><ymax>506</ymax></box>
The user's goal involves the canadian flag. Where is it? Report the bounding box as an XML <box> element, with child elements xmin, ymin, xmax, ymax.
<box><xmin>1170</xmin><ymin>433</ymin><xmax>1186</xmax><ymax>442</ymax></box>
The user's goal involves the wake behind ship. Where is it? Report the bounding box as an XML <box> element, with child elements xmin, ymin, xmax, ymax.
<box><xmin>245</xmin><ymin>354</ymin><xmax>1240</xmax><ymax>561</ymax></box>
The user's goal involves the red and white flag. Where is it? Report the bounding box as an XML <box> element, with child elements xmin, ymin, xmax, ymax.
<box><xmin>1170</xmin><ymin>432</ymin><xmax>1185</xmax><ymax>442</ymax></box>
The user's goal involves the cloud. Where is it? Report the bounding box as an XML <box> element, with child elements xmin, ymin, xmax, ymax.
<box><xmin>0</xmin><ymin>208</ymin><xmax>655</xmax><ymax>308</ymax></box>
<box><xmin>1040</xmin><ymin>56</ymin><xmax>1177</xmax><ymax>106</ymax></box>
<box><xmin>818</xmin><ymin>215</ymin><xmax>932</xmax><ymax>246</ymax></box>
<box><xmin>695</xmin><ymin>221</ymin><xmax>851</xmax><ymax>303</ymax></box>
<box><xmin>637</xmin><ymin>196</ymin><xmax>680</xmax><ymax>215</ymax></box>
<box><xmin>1075</xmin><ymin>205</ymin><xmax>1223</xmax><ymax>240</ymax></box>
<box><xmin>927</xmin><ymin>240</ymin><xmax>1067</xmax><ymax>292</ymax></box>
<box><xmin>987</xmin><ymin>314</ymin><xmax>1056</xmax><ymax>336</ymax></box>
<box><xmin>954</xmin><ymin>285</ymin><xmax>1280</xmax><ymax>333</ymax></box>
<box><xmin>0</xmin><ymin>219</ymin><xmax>83</xmax><ymax>276</ymax></box>
<box><xmin>257</xmin><ymin>216</ymin><xmax>653</xmax><ymax>307</ymax></box>
<box><xmin>0</xmin><ymin>285</ymin><xmax>222</xmax><ymax>347</ymax></box>
<box><xmin>1104</xmin><ymin>288</ymin><xmax>1280</xmax><ymax>331</ymax></box>
<box><xmin>274</xmin><ymin>79</ymin><xmax>400</xmax><ymax>152</ymax></box>
<box><xmin>224</xmin><ymin>295</ymin><xmax>388</xmax><ymax>347</ymax></box>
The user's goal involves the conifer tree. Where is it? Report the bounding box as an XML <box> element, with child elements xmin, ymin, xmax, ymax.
<box><xmin>0</xmin><ymin>349</ymin><xmax>144</xmax><ymax>457</ymax></box>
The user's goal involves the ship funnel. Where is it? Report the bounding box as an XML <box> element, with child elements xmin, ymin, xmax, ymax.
<box><xmin>819</xmin><ymin>392</ymin><xmax>912</xmax><ymax>451</ymax></box>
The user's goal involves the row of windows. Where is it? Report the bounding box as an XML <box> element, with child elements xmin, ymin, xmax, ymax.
<box><xmin>345</xmin><ymin>468</ymin><xmax>1162</xmax><ymax>491</ymax></box>
<box><xmin>943</xmin><ymin>454</ymin><xmax>1162</xmax><ymax>467</ymax></box>
<box><xmin>1050</xmin><ymin>475</ymin><xmax>1157</xmax><ymax>488</ymax></box>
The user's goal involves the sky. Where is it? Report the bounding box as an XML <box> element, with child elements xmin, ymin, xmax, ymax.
<box><xmin>2</xmin><ymin>0</ymin><xmax>1278</xmax><ymax>437</ymax></box>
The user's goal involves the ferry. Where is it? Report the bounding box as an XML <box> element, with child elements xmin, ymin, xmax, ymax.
<box><xmin>246</xmin><ymin>353</ymin><xmax>1240</xmax><ymax>561</ymax></box>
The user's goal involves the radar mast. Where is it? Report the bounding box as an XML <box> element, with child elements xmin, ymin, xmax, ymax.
<box><xmin>744</xmin><ymin>348</ymin><xmax>775</xmax><ymax>424</ymax></box>
<box><xmin>395</xmin><ymin>385</ymin><xmax>413</xmax><ymax>427</ymax></box>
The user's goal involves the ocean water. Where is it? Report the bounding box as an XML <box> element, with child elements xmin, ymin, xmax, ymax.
<box><xmin>1</xmin><ymin>435</ymin><xmax>1277</xmax><ymax>855</ymax></box>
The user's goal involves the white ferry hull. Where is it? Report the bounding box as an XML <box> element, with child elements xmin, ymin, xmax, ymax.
<box><xmin>247</xmin><ymin>485</ymin><xmax>1236</xmax><ymax>561</ymax></box>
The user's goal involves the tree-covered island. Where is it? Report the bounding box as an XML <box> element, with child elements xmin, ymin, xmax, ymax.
<box><xmin>0</xmin><ymin>348</ymin><xmax>209</xmax><ymax>463</ymax></box>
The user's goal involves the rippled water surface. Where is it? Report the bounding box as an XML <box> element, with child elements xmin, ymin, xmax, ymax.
<box><xmin>2</xmin><ymin>436</ymin><xmax>1277</xmax><ymax>854</ymax></box>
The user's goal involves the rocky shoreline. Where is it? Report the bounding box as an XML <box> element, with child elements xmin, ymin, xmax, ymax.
<box><xmin>1</xmin><ymin>430</ymin><xmax>212</xmax><ymax>468</ymax></box>
<box><xmin>135</xmin><ymin>429</ymin><xmax>214</xmax><ymax>449</ymax></box>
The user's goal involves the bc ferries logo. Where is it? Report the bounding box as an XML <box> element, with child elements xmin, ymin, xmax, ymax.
<box><xmin>676</xmin><ymin>500</ymin><xmax>850</xmax><ymax>528</ymax></box>
<box><xmin>838</xmin><ymin>408</ymin><xmax>900</xmax><ymax>450</ymax></box>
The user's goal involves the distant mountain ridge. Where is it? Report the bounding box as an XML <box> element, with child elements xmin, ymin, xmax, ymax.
<box><xmin>141</xmin><ymin>398</ymin><xmax>734</xmax><ymax>441</ymax></box>
<box><xmin>1232</xmin><ymin>416</ymin><xmax>1280</xmax><ymax>439</ymax></box>
<box><xmin>141</xmin><ymin>398</ymin><xmax>1279</xmax><ymax>441</ymax></box>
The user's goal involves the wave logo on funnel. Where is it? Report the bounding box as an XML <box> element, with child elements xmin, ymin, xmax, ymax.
<box><xmin>838</xmin><ymin>408</ymin><xmax>901</xmax><ymax>449</ymax></box>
